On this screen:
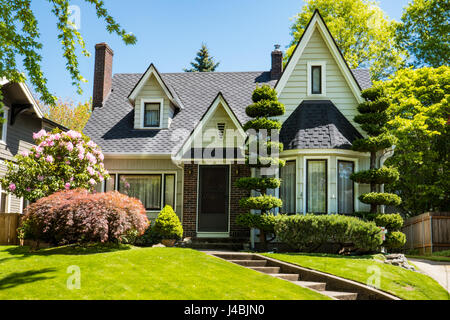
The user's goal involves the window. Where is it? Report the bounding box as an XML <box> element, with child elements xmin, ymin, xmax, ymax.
<box><xmin>217</xmin><ymin>123</ymin><xmax>226</xmax><ymax>140</ymax></box>
<box><xmin>338</xmin><ymin>161</ymin><xmax>354</xmax><ymax>214</ymax></box>
<box><xmin>105</xmin><ymin>174</ymin><xmax>116</xmax><ymax>192</ymax></box>
<box><xmin>307</xmin><ymin>160</ymin><xmax>327</xmax><ymax>213</ymax></box>
<box><xmin>143</xmin><ymin>102</ymin><xmax>161</xmax><ymax>128</ymax></box>
<box><xmin>280</xmin><ymin>160</ymin><xmax>296</xmax><ymax>214</ymax></box>
<box><xmin>117</xmin><ymin>173</ymin><xmax>175</xmax><ymax>211</ymax></box>
<box><xmin>311</xmin><ymin>66</ymin><xmax>322</xmax><ymax>94</ymax></box>
<box><xmin>0</xmin><ymin>108</ymin><xmax>8</xmax><ymax>143</ymax></box>
<box><xmin>0</xmin><ymin>189</ymin><xmax>8</xmax><ymax>213</ymax></box>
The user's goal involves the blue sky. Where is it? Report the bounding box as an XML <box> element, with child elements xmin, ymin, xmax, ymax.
<box><xmin>31</xmin><ymin>0</ymin><xmax>411</xmax><ymax>104</ymax></box>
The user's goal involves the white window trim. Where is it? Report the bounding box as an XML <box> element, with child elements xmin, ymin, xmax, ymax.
<box><xmin>0</xmin><ymin>185</ymin><xmax>11</xmax><ymax>213</ymax></box>
<box><xmin>336</xmin><ymin>157</ymin><xmax>359</xmax><ymax>213</ymax></box>
<box><xmin>307</xmin><ymin>61</ymin><xmax>327</xmax><ymax>97</ymax></box>
<box><xmin>303</xmin><ymin>156</ymin><xmax>331</xmax><ymax>214</ymax></box>
<box><xmin>0</xmin><ymin>106</ymin><xmax>9</xmax><ymax>144</ymax></box>
<box><xmin>140</xmin><ymin>98</ymin><xmax>164</xmax><ymax>129</ymax></box>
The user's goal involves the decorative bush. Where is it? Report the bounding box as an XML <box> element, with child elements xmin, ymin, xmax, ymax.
<box><xmin>350</xmin><ymin>167</ymin><xmax>399</xmax><ymax>185</ymax></box>
<box><xmin>20</xmin><ymin>189</ymin><xmax>149</xmax><ymax>245</ymax></box>
<box><xmin>246</xmin><ymin>100</ymin><xmax>285</xmax><ymax>118</ymax></box>
<box><xmin>239</xmin><ymin>195</ymin><xmax>283</xmax><ymax>211</ymax></box>
<box><xmin>274</xmin><ymin>214</ymin><xmax>383</xmax><ymax>253</ymax></box>
<box><xmin>153</xmin><ymin>205</ymin><xmax>183</xmax><ymax>240</ymax></box>
<box><xmin>359</xmin><ymin>193</ymin><xmax>402</xmax><ymax>207</ymax></box>
<box><xmin>234</xmin><ymin>177</ymin><xmax>281</xmax><ymax>191</ymax></box>
<box><xmin>384</xmin><ymin>231</ymin><xmax>406</xmax><ymax>249</ymax></box>
<box><xmin>374</xmin><ymin>213</ymin><xmax>404</xmax><ymax>231</ymax></box>
<box><xmin>0</xmin><ymin>128</ymin><xmax>109</xmax><ymax>201</ymax></box>
<box><xmin>236</xmin><ymin>213</ymin><xmax>277</xmax><ymax>234</ymax></box>
<box><xmin>243</xmin><ymin>118</ymin><xmax>282</xmax><ymax>131</ymax></box>
<box><xmin>134</xmin><ymin>226</ymin><xmax>162</xmax><ymax>246</ymax></box>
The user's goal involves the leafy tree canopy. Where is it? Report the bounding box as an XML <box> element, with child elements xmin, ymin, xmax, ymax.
<box><xmin>396</xmin><ymin>0</ymin><xmax>450</xmax><ymax>68</ymax></box>
<box><xmin>43</xmin><ymin>98</ymin><xmax>92</xmax><ymax>132</ymax></box>
<box><xmin>184</xmin><ymin>43</ymin><xmax>219</xmax><ymax>72</ymax></box>
<box><xmin>287</xmin><ymin>0</ymin><xmax>406</xmax><ymax>80</ymax></box>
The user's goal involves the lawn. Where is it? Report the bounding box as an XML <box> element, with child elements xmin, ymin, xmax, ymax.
<box><xmin>263</xmin><ymin>253</ymin><xmax>449</xmax><ymax>300</ymax></box>
<box><xmin>0</xmin><ymin>245</ymin><xmax>329</xmax><ymax>300</ymax></box>
<box><xmin>407</xmin><ymin>250</ymin><xmax>450</xmax><ymax>263</ymax></box>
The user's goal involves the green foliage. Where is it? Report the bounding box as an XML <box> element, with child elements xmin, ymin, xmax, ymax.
<box><xmin>381</xmin><ymin>66</ymin><xmax>450</xmax><ymax>215</ymax></box>
<box><xmin>351</xmin><ymin>134</ymin><xmax>397</xmax><ymax>153</ymax></box>
<box><xmin>0</xmin><ymin>0</ymin><xmax>136</xmax><ymax>108</ymax></box>
<box><xmin>246</xmin><ymin>100</ymin><xmax>285</xmax><ymax>118</ymax></box>
<box><xmin>43</xmin><ymin>98</ymin><xmax>91</xmax><ymax>131</ymax></box>
<box><xmin>350</xmin><ymin>166</ymin><xmax>399</xmax><ymax>185</ymax></box>
<box><xmin>236</xmin><ymin>213</ymin><xmax>277</xmax><ymax>233</ymax></box>
<box><xmin>251</xmin><ymin>85</ymin><xmax>278</xmax><ymax>102</ymax></box>
<box><xmin>245</xmin><ymin>156</ymin><xmax>286</xmax><ymax>169</ymax></box>
<box><xmin>235</xmin><ymin>177</ymin><xmax>281</xmax><ymax>191</ymax></box>
<box><xmin>153</xmin><ymin>205</ymin><xmax>183</xmax><ymax>240</ymax></box>
<box><xmin>135</xmin><ymin>226</ymin><xmax>162</xmax><ymax>246</ymax></box>
<box><xmin>357</xmin><ymin>99</ymin><xmax>389</xmax><ymax>114</ymax></box>
<box><xmin>184</xmin><ymin>43</ymin><xmax>219</xmax><ymax>72</ymax></box>
<box><xmin>374</xmin><ymin>213</ymin><xmax>404</xmax><ymax>231</ymax></box>
<box><xmin>385</xmin><ymin>231</ymin><xmax>407</xmax><ymax>249</ymax></box>
<box><xmin>396</xmin><ymin>0</ymin><xmax>449</xmax><ymax>68</ymax></box>
<box><xmin>243</xmin><ymin>118</ymin><xmax>281</xmax><ymax>131</ymax></box>
<box><xmin>274</xmin><ymin>214</ymin><xmax>383</xmax><ymax>252</ymax></box>
<box><xmin>287</xmin><ymin>0</ymin><xmax>406</xmax><ymax>80</ymax></box>
<box><xmin>359</xmin><ymin>193</ymin><xmax>402</xmax><ymax>207</ymax></box>
<box><xmin>239</xmin><ymin>195</ymin><xmax>283</xmax><ymax>211</ymax></box>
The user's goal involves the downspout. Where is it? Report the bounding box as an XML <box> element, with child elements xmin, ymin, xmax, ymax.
<box><xmin>379</xmin><ymin>145</ymin><xmax>396</xmax><ymax>213</ymax></box>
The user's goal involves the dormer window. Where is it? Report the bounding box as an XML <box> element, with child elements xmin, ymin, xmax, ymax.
<box><xmin>311</xmin><ymin>66</ymin><xmax>322</xmax><ymax>94</ymax></box>
<box><xmin>141</xmin><ymin>98</ymin><xmax>163</xmax><ymax>129</ymax></box>
<box><xmin>307</xmin><ymin>61</ymin><xmax>326</xmax><ymax>96</ymax></box>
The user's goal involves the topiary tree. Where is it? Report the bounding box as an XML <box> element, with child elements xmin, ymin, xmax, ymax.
<box><xmin>0</xmin><ymin>128</ymin><xmax>109</xmax><ymax>202</ymax></box>
<box><xmin>235</xmin><ymin>85</ymin><xmax>285</xmax><ymax>251</ymax></box>
<box><xmin>153</xmin><ymin>205</ymin><xmax>183</xmax><ymax>241</ymax></box>
<box><xmin>374</xmin><ymin>213</ymin><xmax>406</xmax><ymax>250</ymax></box>
<box><xmin>351</xmin><ymin>87</ymin><xmax>401</xmax><ymax>214</ymax></box>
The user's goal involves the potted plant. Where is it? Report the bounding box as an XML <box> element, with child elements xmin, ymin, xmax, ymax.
<box><xmin>153</xmin><ymin>205</ymin><xmax>183</xmax><ymax>247</ymax></box>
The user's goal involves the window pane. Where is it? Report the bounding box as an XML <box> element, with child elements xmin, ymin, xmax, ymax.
<box><xmin>105</xmin><ymin>174</ymin><xmax>116</xmax><ymax>192</ymax></box>
<box><xmin>307</xmin><ymin>160</ymin><xmax>327</xmax><ymax>213</ymax></box>
<box><xmin>0</xmin><ymin>112</ymin><xmax>4</xmax><ymax>141</ymax></box>
<box><xmin>144</xmin><ymin>103</ymin><xmax>160</xmax><ymax>127</ymax></box>
<box><xmin>1</xmin><ymin>192</ymin><xmax>7</xmax><ymax>212</ymax></box>
<box><xmin>118</xmin><ymin>175</ymin><xmax>161</xmax><ymax>210</ymax></box>
<box><xmin>338</xmin><ymin>161</ymin><xmax>354</xmax><ymax>214</ymax></box>
<box><xmin>280</xmin><ymin>161</ymin><xmax>296</xmax><ymax>214</ymax></box>
<box><xmin>312</xmin><ymin>66</ymin><xmax>321</xmax><ymax>94</ymax></box>
<box><xmin>164</xmin><ymin>174</ymin><xmax>175</xmax><ymax>209</ymax></box>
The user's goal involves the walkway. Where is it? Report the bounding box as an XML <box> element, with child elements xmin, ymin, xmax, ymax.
<box><xmin>409</xmin><ymin>258</ymin><xmax>450</xmax><ymax>293</ymax></box>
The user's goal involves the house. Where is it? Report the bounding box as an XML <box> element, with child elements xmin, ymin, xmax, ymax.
<box><xmin>84</xmin><ymin>11</ymin><xmax>373</xmax><ymax>240</ymax></box>
<box><xmin>0</xmin><ymin>79</ymin><xmax>67</xmax><ymax>213</ymax></box>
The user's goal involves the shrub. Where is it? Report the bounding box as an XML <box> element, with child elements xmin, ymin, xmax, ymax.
<box><xmin>246</xmin><ymin>100</ymin><xmax>285</xmax><ymax>118</ymax></box>
<box><xmin>274</xmin><ymin>214</ymin><xmax>383</xmax><ymax>253</ymax></box>
<box><xmin>239</xmin><ymin>195</ymin><xmax>283</xmax><ymax>211</ymax></box>
<box><xmin>350</xmin><ymin>167</ymin><xmax>399</xmax><ymax>185</ymax></box>
<box><xmin>359</xmin><ymin>192</ymin><xmax>402</xmax><ymax>206</ymax></box>
<box><xmin>374</xmin><ymin>213</ymin><xmax>404</xmax><ymax>231</ymax></box>
<box><xmin>20</xmin><ymin>189</ymin><xmax>149</xmax><ymax>245</ymax></box>
<box><xmin>153</xmin><ymin>205</ymin><xmax>183</xmax><ymax>240</ymax></box>
<box><xmin>134</xmin><ymin>226</ymin><xmax>162</xmax><ymax>246</ymax></box>
<box><xmin>251</xmin><ymin>85</ymin><xmax>277</xmax><ymax>102</ymax></box>
<box><xmin>385</xmin><ymin>231</ymin><xmax>406</xmax><ymax>249</ymax></box>
<box><xmin>235</xmin><ymin>177</ymin><xmax>280</xmax><ymax>191</ymax></box>
<box><xmin>236</xmin><ymin>213</ymin><xmax>277</xmax><ymax>234</ymax></box>
<box><xmin>243</xmin><ymin>118</ymin><xmax>281</xmax><ymax>131</ymax></box>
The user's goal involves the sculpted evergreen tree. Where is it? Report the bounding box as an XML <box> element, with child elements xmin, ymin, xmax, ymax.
<box><xmin>235</xmin><ymin>85</ymin><xmax>285</xmax><ymax>250</ymax></box>
<box><xmin>184</xmin><ymin>43</ymin><xmax>220</xmax><ymax>72</ymax></box>
<box><xmin>350</xmin><ymin>87</ymin><xmax>401</xmax><ymax>214</ymax></box>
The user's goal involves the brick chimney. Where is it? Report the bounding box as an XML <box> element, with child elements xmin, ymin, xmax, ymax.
<box><xmin>270</xmin><ymin>44</ymin><xmax>283</xmax><ymax>80</ymax></box>
<box><xmin>93</xmin><ymin>42</ymin><xmax>114</xmax><ymax>109</ymax></box>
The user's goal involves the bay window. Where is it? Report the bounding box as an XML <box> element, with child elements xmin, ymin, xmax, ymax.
<box><xmin>280</xmin><ymin>160</ymin><xmax>296</xmax><ymax>214</ymax></box>
<box><xmin>306</xmin><ymin>160</ymin><xmax>327</xmax><ymax>213</ymax></box>
<box><xmin>338</xmin><ymin>161</ymin><xmax>354</xmax><ymax>214</ymax></box>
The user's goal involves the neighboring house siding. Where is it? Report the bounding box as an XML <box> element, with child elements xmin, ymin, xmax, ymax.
<box><xmin>134</xmin><ymin>75</ymin><xmax>174</xmax><ymax>129</ymax></box>
<box><xmin>278</xmin><ymin>27</ymin><xmax>361</xmax><ymax>132</ymax></box>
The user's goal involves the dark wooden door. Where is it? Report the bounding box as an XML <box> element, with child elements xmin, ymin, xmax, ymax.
<box><xmin>198</xmin><ymin>165</ymin><xmax>229</xmax><ymax>232</ymax></box>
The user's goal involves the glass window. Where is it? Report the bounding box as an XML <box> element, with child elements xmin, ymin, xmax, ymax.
<box><xmin>119</xmin><ymin>175</ymin><xmax>161</xmax><ymax>210</ymax></box>
<box><xmin>105</xmin><ymin>174</ymin><xmax>116</xmax><ymax>192</ymax></box>
<box><xmin>311</xmin><ymin>66</ymin><xmax>322</xmax><ymax>94</ymax></box>
<box><xmin>164</xmin><ymin>174</ymin><xmax>175</xmax><ymax>209</ymax></box>
<box><xmin>144</xmin><ymin>103</ymin><xmax>161</xmax><ymax>127</ymax></box>
<box><xmin>0</xmin><ymin>110</ymin><xmax>7</xmax><ymax>141</ymax></box>
<box><xmin>280</xmin><ymin>161</ymin><xmax>296</xmax><ymax>214</ymax></box>
<box><xmin>338</xmin><ymin>161</ymin><xmax>354</xmax><ymax>214</ymax></box>
<box><xmin>307</xmin><ymin>160</ymin><xmax>327</xmax><ymax>213</ymax></box>
<box><xmin>1</xmin><ymin>191</ymin><xmax>8</xmax><ymax>212</ymax></box>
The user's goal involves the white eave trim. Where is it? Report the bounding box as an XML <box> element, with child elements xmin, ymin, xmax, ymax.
<box><xmin>103</xmin><ymin>152</ymin><xmax>172</xmax><ymax>159</ymax></box>
<box><xmin>275</xmin><ymin>11</ymin><xmax>364</xmax><ymax>104</ymax></box>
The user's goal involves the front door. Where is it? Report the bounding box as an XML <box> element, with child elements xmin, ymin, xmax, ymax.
<box><xmin>198</xmin><ymin>165</ymin><xmax>229</xmax><ymax>233</ymax></box>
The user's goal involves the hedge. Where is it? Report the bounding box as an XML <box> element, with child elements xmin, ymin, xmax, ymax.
<box><xmin>350</xmin><ymin>166</ymin><xmax>399</xmax><ymax>185</ymax></box>
<box><xmin>359</xmin><ymin>192</ymin><xmax>402</xmax><ymax>206</ymax></box>
<box><xmin>274</xmin><ymin>214</ymin><xmax>383</xmax><ymax>253</ymax></box>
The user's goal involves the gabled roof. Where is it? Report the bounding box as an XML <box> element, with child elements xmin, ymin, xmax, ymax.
<box><xmin>1</xmin><ymin>79</ymin><xmax>44</xmax><ymax>118</ymax></box>
<box><xmin>280</xmin><ymin>100</ymin><xmax>363</xmax><ymax>150</ymax></box>
<box><xmin>275</xmin><ymin>10</ymin><xmax>365</xmax><ymax>103</ymax></box>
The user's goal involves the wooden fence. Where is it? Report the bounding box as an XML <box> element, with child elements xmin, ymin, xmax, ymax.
<box><xmin>402</xmin><ymin>212</ymin><xmax>450</xmax><ymax>254</ymax></box>
<box><xmin>0</xmin><ymin>213</ymin><xmax>20</xmax><ymax>245</ymax></box>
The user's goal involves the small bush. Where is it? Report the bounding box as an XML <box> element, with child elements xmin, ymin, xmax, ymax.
<box><xmin>235</xmin><ymin>177</ymin><xmax>280</xmax><ymax>191</ymax></box>
<box><xmin>20</xmin><ymin>189</ymin><xmax>149</xmax><ymax>245</ymax></box>
<box><xmin>251</xmin><ymin>85</ymin><xmax>277</xmax><ymax>102</ymax></box>
<box><xmin>351</xmin><ymin>167</ymin><xmax>399</xmax><ymax>185</ymax></box>
<box><xmin>236</xmin><ymin>213</ymin><xmax>277</xmax><ymax>233</ymax></box>
<box><xmin>239</xmin><ymin>195</ymin><xmax>283</xmax><ymax>211</ymax></box>
<box><xmin>243</xmin><ymin>118</ymin><xmax>281</xmax><ymax>131</ymax></box>
<box><xmin>359</xmin><ymin>192</ymin><xmax>402</xmax><ymax>206</ymax></box>
<box><xmin>385</xmin><ymin>231</ymin><xmax>406</xmax><ymax>249</ymax></box>
<box><xmin>374</xmin><ymin>213</ymin><xmax>404</xmax><ymax>231</ymax></box>
<box><xmin>274</xmin><ymin>214</ymin><xmax>383</xmax><ymax>253</ymax></box>
<box><xmin>153</xmin><ymin>205</ymin><xmax>183</xmax><ymax>240</ymax></box>
<box><xmin>135</xmin><ymin>226</ymin><xmax>162</xmax><ymax>246</ymax></box>
<box><xmin>246</xmin><ymin>100</ymin><xmax>285</xmax><ymax>118</ymax></box>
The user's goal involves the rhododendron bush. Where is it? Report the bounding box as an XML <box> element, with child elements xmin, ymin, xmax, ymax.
<box><xmin>21</xmin><ymin>189</ymin><xmax>149</xmax><ymax>245</ymax></box>
<box><xmin>0</xmin><ymin>129</ymin><xmax>109</xmax><ymax>201</ymax></box>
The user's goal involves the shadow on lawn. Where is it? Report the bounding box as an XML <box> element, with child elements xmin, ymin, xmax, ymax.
<box><xmin>0</xmin><ymin>268</ymin><xmax>56</xmax><ymax>290</ymax></box>
<box><xmin>276</xmin><ymin>252</ymin><xmax>381</xmax><ymax>260</ymax></box>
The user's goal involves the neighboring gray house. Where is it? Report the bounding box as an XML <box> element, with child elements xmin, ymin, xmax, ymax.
<box><xmin>84</xmin><ymin>11</ymin><xmax>373</xmax><ymax>240</ymax></box>
<box><xmin>0</xmin><ymin>79</ymin><xmax>67</xmax><ymax>213</ymax></box>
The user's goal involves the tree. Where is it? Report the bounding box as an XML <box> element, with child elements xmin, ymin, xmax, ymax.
<box><xmin>287</xmin><ymin>0</ymin><xmax>406</xmax><ymax>80</ymax></box>
<box><xmin>0</xmin><ymin>0</ymin><xmax>136</xmax><ymax>109</ymax></box>
<box><xmin>381</xmin><ymin>67</ymin><xmax>450</xmax><ymax>216</ymax></box>
<box><xmin>350</xmin><ymin>87</ymin><xmax>401</xmax><ymax>214</ymax></box>
<box><xmin>0</xmin><ymin>128</ymin><xmax>109</xmax><ymax>202</ymax></box>
<box><xmin>184</xmin><ymin>43</ymin><xmax>220</xmax><ymax>72</ymax></box>
<box><xmin>43</xmin><ymin>98</ymin><xmax>92</xmax><ymax>131</ymax></box>
<box><xmin>235</xmin><ymin>85</ymin><xmax>285</xmax><ymax>251</ymax></box>
<box><xmin>396</xmin><ymin>0</ymin><xmax>450</xmax><ymax>68</ymax></box>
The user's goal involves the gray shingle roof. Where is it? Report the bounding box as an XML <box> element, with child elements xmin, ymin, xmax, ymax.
<box><xmin>280</xmin><ymin>100</ymin><xmax>363</xmax><ymax>150</ymax></box>
<box><xmin>351</xmin><ymin>69</ymin><xmax>372</xmax><ymax>90</ymax></box>
<box><xmin>84</xmin><ymin>69</ymin><xmax>370</xmax><ymax>154</ymax></box>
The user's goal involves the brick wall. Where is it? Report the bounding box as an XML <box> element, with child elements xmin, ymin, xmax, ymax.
<box><xmin>182</xmin><ymin>164</ymin><xmax>198</xmax><ymax>237</ymax></box>
<box><xmin>93</xmin><ymin>43</ymin><xmax>113</xmax><ymax>109</ymax></box>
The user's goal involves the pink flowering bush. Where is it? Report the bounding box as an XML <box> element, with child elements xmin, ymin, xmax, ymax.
<box><xmin>0</xmin><ymin>128</ymin><xmax>109</xmax><ymax>201</ymax></box>
<box><xmin>20</xmin><ymin>189</ymin><xmax>150</xmax><ymax>245</ymax></box>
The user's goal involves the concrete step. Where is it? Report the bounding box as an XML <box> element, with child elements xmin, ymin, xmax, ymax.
<box><xmin>192</xmin><ymin>238</ymin><xmax>249</xmax><ymax>244</ymax></box>
<box><xmin>188</xmin><ymin>243</ymin><xmax>243</xmax><ymax>250</ymax></box>
<box><xmin>322</xmin><ymin>291</ymin><xmax>358</xmax><ymax>300</ymax></box>
<box><xmin>213</xmin><ymin>253</ymin><xmax>258</xmax><ymax>260</ymax></box>
<box><xmin>229</xmin><ymin>260</ymin><xmax>267</xmax><ymax>267</ymax></box>
<box><xmin>269</xmin><ymin>273</ymin><xmax>299</xmax><ymax>281</ymax></box>
<box><xmin>249</xmin><ymin>266</ymin><xmax>280</xmax><ymax>274</ymax></box>
<box><xmin>292</xmin><ymin>281</ymin><xmax>327</xmax><ymax>291</ymax></box>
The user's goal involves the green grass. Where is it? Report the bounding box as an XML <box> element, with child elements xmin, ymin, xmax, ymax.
<box><xmin>263</xmin><ymin>253</ymin><xmax>450</xmax><ymax>300</ymax></box>
<box><xmin>406</xmin><ymin>250</ymin><xmax>450</xmax><ymax>263</ymax></box>
<box><xmin>0</xmin><ymin>245</ymin><xmax>329</xmax><ymax>300</ymax></box>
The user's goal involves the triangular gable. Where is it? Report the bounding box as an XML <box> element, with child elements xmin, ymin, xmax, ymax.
<box><xmin>174</xmin><ymin>92</ymin><xmax>245</xmax><ymax>160</ymax></box>
<box><xmin>1</xmin><ymin>79</ymin><xmax>44</xmax><ymax>118</ymax></box>
<box><xmin>128</xmin><ymin>63</ymin><xmax>182</xmax><ymax>108</ymax></box>
<box><xmin>275</xmin><ymin>10</ymin><xmax>363</xmax><ymax>104</ymax></box>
